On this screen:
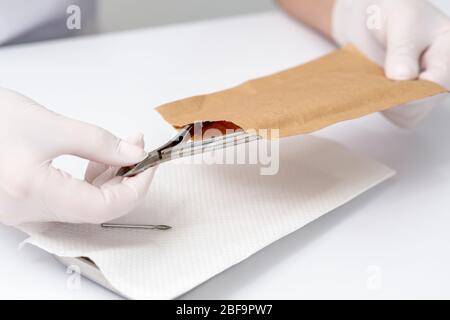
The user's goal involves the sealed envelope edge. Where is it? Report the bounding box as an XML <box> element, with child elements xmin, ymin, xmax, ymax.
<box><xmin>156</xmin><ymin>44</ymin><xmax>447</xmax><ymax>138</ymax></box>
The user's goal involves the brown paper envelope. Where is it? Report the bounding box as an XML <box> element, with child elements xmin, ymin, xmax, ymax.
<box><xmin>156</xmin><ymin>44</ymin><xmax>447</xmax><ymax>138</ymax></box>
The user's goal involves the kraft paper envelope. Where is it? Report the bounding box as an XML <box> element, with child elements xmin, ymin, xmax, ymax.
<box><xmin>156</xmin><ymin>44</ymin><xmax>447</xmax><ymax>137</ymax></box>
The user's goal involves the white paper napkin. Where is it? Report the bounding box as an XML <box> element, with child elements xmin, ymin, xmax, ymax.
<box><xmin>19</xmin><ymin>135</ymin><xmax>394</xmax><ymax>299</ymax></box>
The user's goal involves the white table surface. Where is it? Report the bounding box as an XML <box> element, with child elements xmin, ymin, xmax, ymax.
<box><xmin>1</xmin><ymin>5</ymin><xmax>450</xmax><ymax>300</ymax></box>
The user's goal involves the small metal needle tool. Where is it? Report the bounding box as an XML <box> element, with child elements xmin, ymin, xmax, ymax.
<box><xmin>101</xmin><ymin>223</ymin><xmax>172</xmax><ymax>230</ymax></box>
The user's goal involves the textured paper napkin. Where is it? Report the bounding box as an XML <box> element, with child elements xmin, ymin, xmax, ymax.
<box><xmin>19</xmin><ymin>136</ymin><xmax>394</xmax><ymax>299</ymax></box>
<box><xmin>157</xmin><ymin>44</ymin><xmax>447</xmax><ymax>137</ymax></box>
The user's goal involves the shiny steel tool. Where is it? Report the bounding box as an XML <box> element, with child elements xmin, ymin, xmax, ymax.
<box><xmin>101</xmin><ymin>223</ymin><xmax>172</xmax><ymax>230</ymax></box>
<box><xmin>116</xmin><ymin>122</ymin><xmax>261</xmax><ymax>178</ymax></box>
<box><xmin>103</xmin><ymin>122</ymin><xmax>261</xmax><ymax>231</ymax></box>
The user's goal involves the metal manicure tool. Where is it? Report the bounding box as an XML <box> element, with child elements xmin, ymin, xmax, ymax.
<box><xmin>101</xmin><ymin>223</ymin><xmax>172</xmax><ymax>230</ymax></box>
<box><xmin>116</xmin><ymin>121</ymin><xmax>261</xmax><ymax>178</ymax></box>
<box><xmin>102</xmin><ymin>121</ymin><xmax>261</xmax><ymax>231</ymax></box>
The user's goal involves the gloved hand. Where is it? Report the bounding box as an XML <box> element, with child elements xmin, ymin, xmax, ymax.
<box><xmin>333</xmin><ymin>0</ymin><xmax>450</xmax><ymax>128</ymax></box>
<box><xmin>0</xmin><ymin>88</ymin><xmax>155</xmax><ymax>226</ymax></box>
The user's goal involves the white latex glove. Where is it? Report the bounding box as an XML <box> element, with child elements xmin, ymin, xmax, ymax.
<box><xmin>333</xmin><ymin>0</ymin><xmax>450</xmax><ymax>128</ymax></box>
<box><xmin>0</xmin><ymin>88</ymin><xmax>156</xmax><ymax>226</ymax></box>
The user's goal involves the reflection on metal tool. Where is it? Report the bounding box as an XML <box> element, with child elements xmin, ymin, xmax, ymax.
<box><xmin>117</xmin><ymin>121</ymin><xmax>261</xmax><ymax>178</ymax></box>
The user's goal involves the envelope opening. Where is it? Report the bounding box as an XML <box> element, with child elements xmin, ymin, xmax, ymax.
<box><xmin>173</xmin><ymin>120</ymin><xmax>244</xmax><ymax>140</ymax></box>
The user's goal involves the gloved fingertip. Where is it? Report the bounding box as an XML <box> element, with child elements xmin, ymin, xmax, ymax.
<box><xmin>118</xmin><ymin>139</ymin><xmax>147</xmax><ymax>161</ymax></box>
<box><xmin>126</xmin><ymin>132</ymin><xmax>145</xmax><ymax>149</ymax></box>
<box><xmin>419</xmin><ymin>71</ymin><xmax>433</xmax><ymax>82</ymax></box>
<box><xmin>420</xmin><ymin>70</ymin><xmax>450</xmax><ymax>90</ymax></box>
<box><xmin>126</xmin><ymin>132</ymin><xmax>144</xmax><ymax>143</ymax></box>
<box><xmin>386</xmin><ymin>62</ymin><xmax>419</xmax><ymax>81</ymax></box>
<box><xmin>136</xmin><ymin>131</ymin><xmax>144</xmax><ymax>141</ymax></box>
